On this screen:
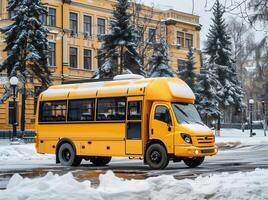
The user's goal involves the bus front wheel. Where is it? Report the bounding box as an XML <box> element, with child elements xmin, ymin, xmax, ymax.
<box><xmin>146</xmin><ymin>143</ymin><xmax>169</xmax><ymax>170</ymax></box>
<box><xmin>58</xmin><ymin>143</ymin><xmax>82</xmax><ymax>166</ymax></box>
<box><xmin>90</xmin><ymin>156</ymin><xmax>112</xmax><ymax>166</ymax></box>
<box><xmin>183</xmin><ymin>157</ymin><xmax>205</xmax><ymax>168</ymax></box>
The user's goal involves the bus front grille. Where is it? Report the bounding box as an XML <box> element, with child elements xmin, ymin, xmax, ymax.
<box><xmin>195</xmin><ymin>136</ymin><xmax>214</xmax><ymax>146</ymax></box>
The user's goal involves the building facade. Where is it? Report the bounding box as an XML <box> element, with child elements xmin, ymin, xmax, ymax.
<box><xmin>0</xmin><ymin>0</ymin><xmax>201</xmax><ymax>131</ymax></box>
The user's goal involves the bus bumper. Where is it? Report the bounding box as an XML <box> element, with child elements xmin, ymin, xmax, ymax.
<box><xmin>174</xmin><ymin>145</ymin><xmax>218</xmax><ymax>157</ymax></box>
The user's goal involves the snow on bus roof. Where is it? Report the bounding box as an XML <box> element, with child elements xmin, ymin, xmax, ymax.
<box><xmin>168</xmin><ymin>81</ymin><xmax>195</xmax><ymax>99</ymax></box>
<box><xmin>41</xmin><ymin>78</ymin><xmax>195</xmax><ymax>101</ymax></box>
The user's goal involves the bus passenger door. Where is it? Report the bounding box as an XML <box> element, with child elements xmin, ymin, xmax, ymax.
<box><xmin>125</xmin><ymin>97</ymin><xmax>143</xmax><ymax>155</ymax></box>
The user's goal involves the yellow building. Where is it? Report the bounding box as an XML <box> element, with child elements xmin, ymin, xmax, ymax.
<box><xmin>0</xmin><ymin>0</ymin><xmax>201</xmax><ymax>131</ymax></box>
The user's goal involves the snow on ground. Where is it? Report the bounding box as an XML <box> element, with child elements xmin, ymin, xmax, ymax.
<box><xmin>0</xmin><ymin>140</ymin><xmax>53</xmax><ymax>161</ymax></box>
<box><xmin>216</xmin><ymin>129</ymin><xmax>268</xmax><ymax>149</ymax></box>
<box><xmin>0</xmin><ymin>169</ymin><xmax>267</xmax><ymax>200</ymax></box>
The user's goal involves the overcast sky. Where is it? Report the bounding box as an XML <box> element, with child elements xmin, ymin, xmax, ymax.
<box><xmin>141</xmin><ymin>0</ymin><xmax>264</xmax><ymax>49</ymax></box>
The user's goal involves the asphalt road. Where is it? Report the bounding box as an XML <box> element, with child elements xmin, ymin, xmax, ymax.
<box><xmin>1</xmin><ymin>144</ymin><xmax>268</xmax><ymax>189</ymax></box>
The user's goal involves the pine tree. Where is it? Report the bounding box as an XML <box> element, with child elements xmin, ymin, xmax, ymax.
<box><xmin>195</xmin><ymin>63</ymin><xmax>220</xmax><ymax>125</ymax></box>
<box><xmin>205</xmin><ymin>0</ymin><xmax>244</xmax><ymax>116</ymax></box>
<box><xmin>94</xmin><ymin>0</ymin><xmax>144</xmax><ymax>79</ymax></box>
<box><xmin>0</xmin><ymin>0</ymin><xmax>51</xmax><ymax>130</ymax></box>
<box><xmin>179</xmin><ymin>48</ymin><xmax>196</xmax><ymax>90</ymax></box>
<box><xmin>148</xmin><ymin>37</ymin><xmax>174</xmax><ymax>77</ymax></box>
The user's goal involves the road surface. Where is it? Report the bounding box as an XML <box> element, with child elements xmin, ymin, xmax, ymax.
<box><xmin>0</xmin><ymin>143</ymin><xmax>268</xmax><ymax>189</ymax></box>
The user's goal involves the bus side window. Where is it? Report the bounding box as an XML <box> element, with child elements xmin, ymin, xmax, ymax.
<box><xmin>68</xmin><ymin>99</ymin><xmax>95</xmax><ymax>121</ymax></box>
<box><xmin>97</xmin><ymin>97</ymin><xmax>126</xmax><ymax>121</ymax></box>
<box><xmin>154</xmin><ymin>106</ymin><xmax>171</xmax><ymax>124</ymax></box>
<box><xmin>128</xmin><ymin>101</ymin><xmax>142</xmax><ymax>120</ymax></box>
<box><xmin>39</xmin><ymin>101</ymin><xmax>67</xmax><ymax>122</ymax></box>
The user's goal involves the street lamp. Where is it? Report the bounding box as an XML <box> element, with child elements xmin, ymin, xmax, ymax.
<box><xmin>10</xmin><ymin>76</ymin><xmax>18</xmax><ymax>141</ymax></box>
<box><xmin>262</xmin><ymin>101</ymin><xmax>267</xmax><ymax>136</ymax></box>
<box><xmin>249</xmin><ymin>99</ymin><xmax>254</xmax><ymax>137</ymax></box>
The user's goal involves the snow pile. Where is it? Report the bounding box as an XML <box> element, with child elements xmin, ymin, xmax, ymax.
<box><xmin>1</xmin><ymin>169</ymin><xmax>268</xmax><ymax>200</ymax></box>
<box><xmin>216</xmin><ymin>129</ymin><xmax>268</xmax><ymax>148</ymax></box>
<box><xmin>0</xmin><ymin>143</ymin><xmax>53</xmax><ymax>161</ymax></box>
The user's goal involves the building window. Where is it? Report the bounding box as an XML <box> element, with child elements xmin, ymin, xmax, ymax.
<box><xmin>69</xmin><ymin>47</ymin><xmax>78</xmax><ymax>68</ymax></box>
<box><xmin>48</xmin><ymin>42</ymin><xmax>56</xmax><ymax>66</ymax></box>
<box><xmin>177</xmin><ymin>31</ymin><xmax>184</xmax><ymax>47</ymax></box>
<box><xmin>83</xmin><ymin>15</ymin><xmax>92</xmax><ymax>36</ymax></box>
<box><xmin>84</xmin><ymin>49</ymin><xmax>92</xmax><ymax>70</ymax></box>
<box><xmin>148</xmin><ymin>28</ymin><xmax>156</xmax><ymax>43</ymax></box>
<box><xmin>177</xmin><ymin>59</ymin><xmax>187</xmax><ymax>72</ymax></box>
<box><xmin>97</xmin><ymin>50</ymin><xmax>105</xmax><ymax>68</ymax></box>
<box><xmin>137</xmin><ymin>26</ymin><xmax>144</xmax><ymax>43</ymax></box>
<box><xmin>34</xmin><ymin>86</ymin><xmax>43</xmax><ymax>114</ymax></box>
<box><xmin>68</xmin><ymin>99</ymin><xmax>95</xmax><ymax>121</ymax></box>
<box><xmin>8</xmin><ymin>101</ymin><xmax>17</xmax><ymax>125</ymax></box>
<box><xmin>185</xmin><ymin>33</ymin><xmax>193</xmax><ymax>48</ymax></box>
<box><xmin>40</xmin><ymin>7</ymin><xmax>47</xmax><ymax>25</ymax></box>
<box><xmin>97</xmin><ymin>97</ymin><xmax>126</xmax><ymax>121</ymax></box>
<box><xmin>39</xmin><ymin>101</ymin><xmax>67</xmax><ymax>122</ymax></box>
<box><xmin>97</xmin><ymin>18</ymin><xmax>106</xmax><ymax>35</ymax></box>
<box><xmin>48</xmin><ymin>8</ymin><xmax>56</xmax><ymax>27</ymax></box>
<box><xmin>70</xmin><ymin>12</ymin><xmax>78</xmax><ymax>34</ymax></box>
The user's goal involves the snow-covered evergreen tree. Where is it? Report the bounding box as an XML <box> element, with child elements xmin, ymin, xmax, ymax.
<box><xmin>94</xmin><ymin>0</ymin><xmax>144</xmax><ymax>79</ymax></box>
<box><xmin>195</xmin><ymin>63</ymin><xmax>221</xmax><ymax>125</ymax></box>
<box><xmin>205</xmin><ymin>0</ymin><xmax>244</xmax><ymax>112</ymax></box>
<box><xmin>0</xmin><ymin>0</ymin><xmax>51</xmax><ymax>130</ymax></box>
<box><xmin>179</xmin><ymin>48</ymin><xmax>196</xmax><ymax>90</ymax></box>
<box><xmin>148</xmin><ymin>37</ymin><xmax>174</xmax><ymax>77</ymax></box>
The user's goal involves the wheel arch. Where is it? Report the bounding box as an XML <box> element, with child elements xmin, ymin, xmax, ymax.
<box><xmin>56</xmin><ymin>138</ymin><xmax>77</xmax><ymax>163</ymax></box>
<box><xmin>144</xmin><ymin>139</ymin><xmax>168</xmax><ymax>164</ymax></box>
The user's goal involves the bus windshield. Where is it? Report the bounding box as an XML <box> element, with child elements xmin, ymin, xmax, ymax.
<box><xmin>172</xmin><ymin>103</ymin><xmax>203</xmax><ymax>125</ymax></box>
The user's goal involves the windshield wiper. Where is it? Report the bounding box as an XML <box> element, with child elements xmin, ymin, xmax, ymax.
<box><xmin>194</xmin><ymin>121</ymin><xmax>204</xmax><ymax>126</ymax></box>
<box><xmin>174</xmin><ymin>105</ymin><xmax>189</xmax><ymax>117</ymax></box>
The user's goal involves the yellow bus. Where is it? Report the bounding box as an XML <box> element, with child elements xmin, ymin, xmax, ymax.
<box><xmin>35</xmin><ymin>76</ymin><xmax>217</xmax><ymax>169</ymax></box>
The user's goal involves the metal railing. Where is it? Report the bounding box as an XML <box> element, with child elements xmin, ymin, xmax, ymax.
<box><xmin>0</xmin><ymin>131</ymin><xmax>35</xmax><ymax>143</ymax></box>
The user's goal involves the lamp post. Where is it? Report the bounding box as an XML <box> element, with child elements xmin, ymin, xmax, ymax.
<box><xmin>249</xmin><ymin>99</ymin><xmax>254</xmax><ymax>137</ymax></box>
<box><xmin>262</xmin><ymin>101</ymin><xmax>267</xmax><ymax>136</ymax></box>
<box><xmin>10</xmin><ymin>76</ymin><xmax>18</xmax><ymax>141</ymax></box>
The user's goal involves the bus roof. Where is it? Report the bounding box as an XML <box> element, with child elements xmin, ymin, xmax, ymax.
<box><xmin>40</xmin><ymin>77</ymin><xmax>195</xmax><ymax>103</ymax></box>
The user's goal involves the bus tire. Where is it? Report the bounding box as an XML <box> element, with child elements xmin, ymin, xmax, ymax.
<box><xmin>146</xmin><ymin>143</ymin><xmax>169</xmax><ymax>170</ymax></box>
<box><xmin>58</xmin><ymin>143</ymin><xmax>82</xmax><ymax>166</ymax></box>
<box><xmin>90</xmin><ymin>156</ymin><xmax>112</xmax><ymax>166</ymax></box>
<box><xmin>183</xmin><ymin>157</ymin><xmax>205</xmax><ymax>168</ymax></box>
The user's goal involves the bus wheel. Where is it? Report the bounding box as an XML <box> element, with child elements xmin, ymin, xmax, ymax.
<box><xmin>90</xmin><ymin>156</ymin><xmax>112</xmax><ymax>166</ymax></box>
<box><xmin>146</xmin><ymin>143</ymin><xmax>169</xmax><ymax>170</ymax></box>
<box><xmin>183</xmin><ymin>157</ymin><xmax>205</xmax><ymax>168</ymax></box>
<box><xmin>58</xmin><ymin>143</ymin><xmax>82</xmax><ymax>166</ymax></box>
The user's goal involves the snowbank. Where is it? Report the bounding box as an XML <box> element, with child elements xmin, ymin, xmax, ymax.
<box><xmin>216</xmin><ymin>128</ymin><xmax>268</xmax><ymax>149</ymax></box>
<box><xmin>0</xmin><ymin>169</ymin><xmax>267</xmax><ymax>200</ymax></box>
<box><xmin>0</xmin><ymin>142</ymin><xmax>53</xmax><ymax>161</ymax></box>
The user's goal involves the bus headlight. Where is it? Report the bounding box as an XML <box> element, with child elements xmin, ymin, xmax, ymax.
<box><xmin>181</xmin><ymin>133</ymin><xmax>192</xmax><ymax>144</ymax></box>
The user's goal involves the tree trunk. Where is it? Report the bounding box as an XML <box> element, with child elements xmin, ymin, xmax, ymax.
<box><xmin>119</xmin><ymin>46</ymin><xmax>124</xmax><ymax>74</ymax></box>
<box><xmin>217</xmin><ymin>114</ymin><xmax>221</xmax><ymax>136</ymax></box>
<box><xmin>20</xmin><ymin>83</ymin><xmax>26</xmax><ymax>132</ymax></box>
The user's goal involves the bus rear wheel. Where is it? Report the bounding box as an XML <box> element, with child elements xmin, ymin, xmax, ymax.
<box><xmin>90</xmin><ymin>156</ymin><xmax>112</xmax><ymax>166</ymax></box>
<box><xmin>183</xmin><ymin>157</ymin><xmax>205</xmax><ymax>168</ymax></box>
<box><xmin>146</xmin><ymin>143</ymin><xmax>169</xmax><ymax>170</ymax></box>
<box><xmin>58</xmin><ymin>143</ymin><xmax>82</xmax><ymax>166</ymax></box>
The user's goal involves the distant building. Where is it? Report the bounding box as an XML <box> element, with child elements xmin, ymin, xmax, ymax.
<box><xmin>0</xmin><ymin>0</ymin><xmax>202</xmax><ymax>131</ymax></box>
